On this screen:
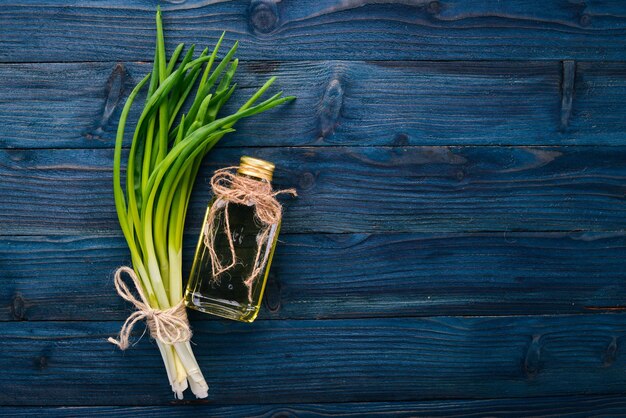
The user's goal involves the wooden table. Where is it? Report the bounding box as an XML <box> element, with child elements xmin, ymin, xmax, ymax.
<box><xmin>2</xmin><ymin>1</ymin><xmax>626</xmax><ymax>415</ymax></box>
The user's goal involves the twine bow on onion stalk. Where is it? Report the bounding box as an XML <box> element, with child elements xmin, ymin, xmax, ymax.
<box><xmin>110</xmin><ymin>7</ymin><xmax>294</xmax><ymax>399</ymax></box>
<box><xmin>108</xmin><ymin>266</ymin><xmax>191</xmax><ymax>350</ymax></box>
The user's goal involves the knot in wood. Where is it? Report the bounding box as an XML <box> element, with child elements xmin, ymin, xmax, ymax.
<box><xmin>393</xmin><ymin>133</ymin><xmax>410</xmax><ymax>147</ymax></box>
<box><xmin>427</xmin><ymin>1</ymin><xmax>441</xmax><ymax>15</ymax></box>
<box><xmin>11</xmin><ymin>293</ymin><xmax>26</xmax><ymax>321</ymax></box>
<box><xmin>298</xmin><ymin>172</ymin><xmax>316</xmax><ymax>190</ymax></box>
<box><xmin>34</xmin><ymin>355</ymin><xmax>48</xmax><ymax>371</ymax></box>
<box><xmin>249</xmin><ymin>0</ymin><xmax>279</xmax><ymax>34</ymax></box>
<box><xmin>523</xmin><ymin>335</ymin><xmax>542</xmax><ymax>378</ymax></box>
<box><xmin>103</xmin><ymin>64</ymin><xmax>127</xmax><ymax>121</ymax></box>
<box><xmin>271</xmin><ymin>411</ymin><xmax>296</xmax><ymax>418</ymax></box>
<box><xmin>318</xmin><ymin>78</ymin><xmax>344</xmax><ymax>139</ymax></box>
<box><xmin>263</xmin><ymin>274</ymin><xmax>282</xmax><ymax>313</ymax></box>
<box><xmin>603</xmin><ymin>337</ymin><xmax>618</xmax><ymax>367</ymax></box>
<box><xmin>579</xmin><ymin>14</ymin><xmax>591</xmax><ymax>27</ymax></box>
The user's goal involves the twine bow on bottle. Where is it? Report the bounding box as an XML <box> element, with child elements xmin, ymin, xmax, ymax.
<box><xmin>204</xmin><ymin>167</ymin><xmax>297</xmax><ymax>302</ymax></box>
<box><xmin>108</xmin><ymin>266</ymin><xmax>191</xmax><ymax>350</ymax></box>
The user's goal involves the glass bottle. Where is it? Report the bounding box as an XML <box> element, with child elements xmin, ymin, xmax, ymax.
<box><xmin>184</xmin><ymin>156</ymin><xmax>281</xmax><ymax>322</ymax></box>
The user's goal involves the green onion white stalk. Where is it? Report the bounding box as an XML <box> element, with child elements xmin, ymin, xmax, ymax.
<box><xmin>113</xmin><ymin>8</ymin><xmax>294</xmax><ymax>399</ymax></box>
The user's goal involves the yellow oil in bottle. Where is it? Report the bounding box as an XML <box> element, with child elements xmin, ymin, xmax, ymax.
<box><xmin>184</xmin><ymin>157</ymin><xmax>281</xmax><ymax>322</ymax></box>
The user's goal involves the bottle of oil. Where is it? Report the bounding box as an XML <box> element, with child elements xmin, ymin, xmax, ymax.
<box><xmin>184</xmin><ymin>156</ymin><xmax>281</xmax><ymax>322</ymax></box>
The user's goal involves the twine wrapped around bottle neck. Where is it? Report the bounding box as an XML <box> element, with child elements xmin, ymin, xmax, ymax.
<box><xmin>108</xmin><ymin>266</ymin><xmax>191</xmax><ymax>350</ymax></box>
<box><xmin>204</xmin><ymin>167</ymin><xmax>297</xmax><ymax>302</ymax></box>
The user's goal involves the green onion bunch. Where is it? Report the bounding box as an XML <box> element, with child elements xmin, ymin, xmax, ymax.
<box><xmin>113</xmin><ymin>8</ymin><xmax>293</xmax><ymax>399</ymax></box>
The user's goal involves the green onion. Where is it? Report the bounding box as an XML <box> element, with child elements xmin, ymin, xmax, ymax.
<box><xmin>113</xmin><ymin>7</ymin><xmax>294</xmax><ymax>399</ymax></box>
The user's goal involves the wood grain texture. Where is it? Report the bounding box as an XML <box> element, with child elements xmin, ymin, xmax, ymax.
<box><xmin>2</xmin><ymin>0</ymin><xmax>626</xmax><ymax>62</ymax></box>
<box><xmin>2</xmin><ymin>0</ymin><xmax>626</xmax><ymax>412</ymax></box>
<box><xmin>5</xmin><ymin>395</ymin><xmax>626</xmax><ymax>417</ymax></box>
<box><xmin>2</xmin><ymin>314</ymin><xmax>626</xmax><ymax>405</ymax></box>
<box><xmin>1</xmin><ymin>146</ymin><xmax>625</xmax><ymax>236</ymax></box>
<box><xmin>3</xmin><ymin>232</ymin><xmax>626</xmax><ymax>321</ymax></box>
<box><xmin>4</xmin><ymin>60</ymin><xmax>626</xmax><ymax>148</ymax></box>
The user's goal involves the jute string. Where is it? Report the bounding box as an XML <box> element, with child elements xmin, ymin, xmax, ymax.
<box><xmin>108</xmin><ymin>266</ymin><xmax>191</xmax><ymax>350</ymax></box>
<box><xmin>204</xmin><ymin>167</ymin><xmax>297</xmax><ymax>302</ymax></box>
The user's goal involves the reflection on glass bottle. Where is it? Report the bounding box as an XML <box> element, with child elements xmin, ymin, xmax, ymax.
<box><xmin>184</xmin><ymin>157</ymin><xmax>281</xmax><ymax>322</ymax></box>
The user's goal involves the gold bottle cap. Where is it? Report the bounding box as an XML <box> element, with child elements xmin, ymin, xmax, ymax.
<box><xmin>237</xmin><ymin>156</ymin><xmax>275</xmax><ymax>182</ymax></box>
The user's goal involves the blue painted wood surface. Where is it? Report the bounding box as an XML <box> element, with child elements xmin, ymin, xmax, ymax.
<box><xmin>4</xmin><ymin>61</ymin><xmax>626</xmax><ymax>148</ymax></box>
<box><xmin>4</xmin><ymin>232</ymin><xmax>626</xmax><ymax>321</ymax></box>
<box><xmin>3</xmin><ymin>1</ymin><xmax>626</xmax><ymax>62</ymax></box>
<box><xmin>6</xmin><ymin>396</ymin><xmax>626</xmax><ymax>417</ymax></box>
<box><xmin>2</xmin><ymin>315</ymin><xmax>626</xmax><ymax>405</ymax></box>
<box><xmin>2</xmin><ymin>147</ymin><xmax>626</xmax><ymax>235</ymax></box>
<box><xmin>2</xmin><ymin>0</ymin><xmax>626</xmax><ymax>415</ymax></box>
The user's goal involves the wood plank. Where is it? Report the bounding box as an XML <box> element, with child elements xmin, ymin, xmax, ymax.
<box><xmin>2</xmin><ymin>315</ymin><xmax>626</xmax><ymax>405</ymax></box>
<box><xmin>3</xmin><ymin>232</ymin><xmax>626</xmax><ymax>321</ymax></box>
<box><xmin>2</xmin><ymin>1</ymin><xmax>626</xmax><ymax>62</ymax></box>
<box><xmin>4</xmin><ymin>61</ymin><xmax>626</xmax><ymax>149</ymax></box>
<box><xmin>1</xmin><ymin>146</ymin><xmax>625</xmax><ymax>236</ymax></box>
<box><xmin>5</xmin><ymin>396</ymin><xmax>626</xmax><ymax>416</ymax></box>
